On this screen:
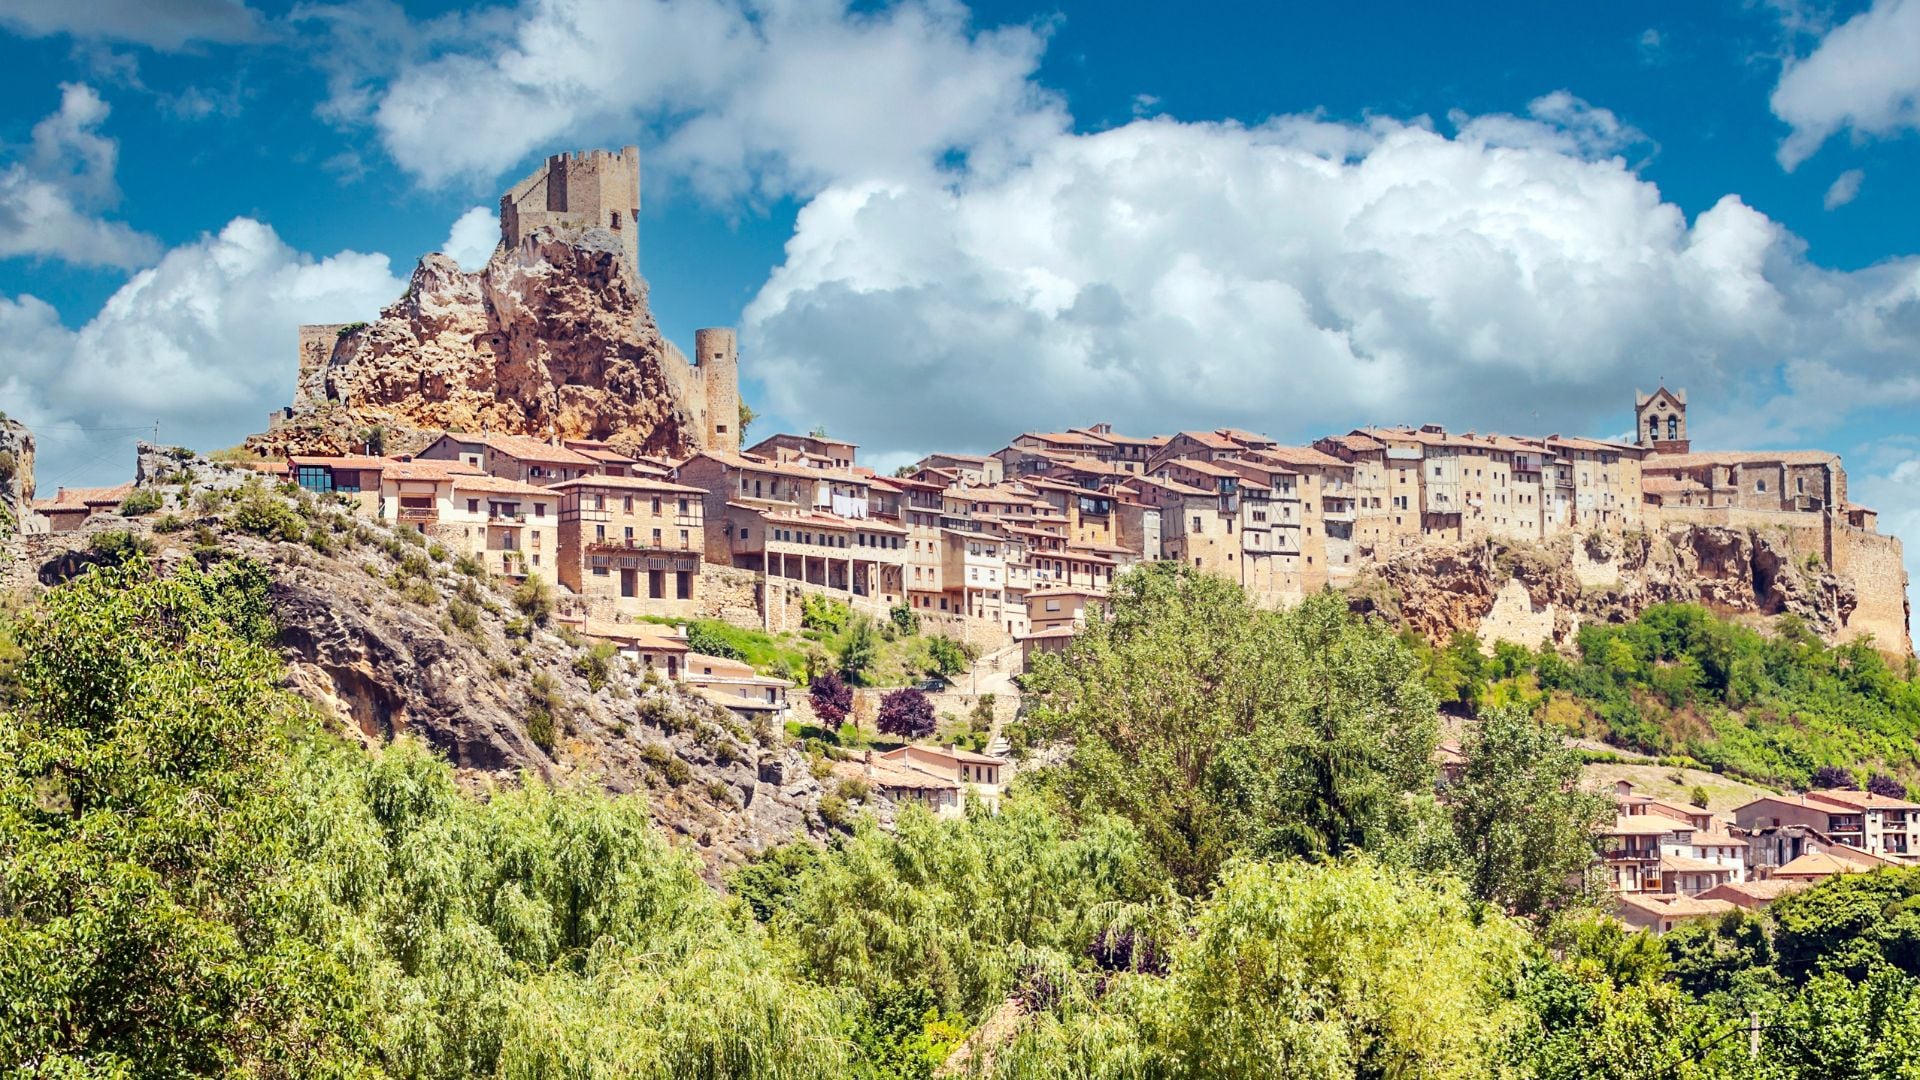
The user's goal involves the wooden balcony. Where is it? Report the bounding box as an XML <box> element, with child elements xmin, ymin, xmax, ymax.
<box><xmin>397</xmin><ymin>507</ymin><xmax>438</xmax><ymax>525</ymax></box>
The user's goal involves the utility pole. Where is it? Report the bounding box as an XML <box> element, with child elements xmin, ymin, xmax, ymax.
<box><xmin>1748</xmin><ymin>1011</ymin><xmax>1761</xmax><ymax>1059</ymax></box>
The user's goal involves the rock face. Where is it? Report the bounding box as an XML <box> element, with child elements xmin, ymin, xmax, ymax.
<box><xmin>0</xmin><ymin>416</ymin><xmax>38</xmax><ymax>536</ymax></box>
<box><xmin>1353</xmin><ymin>525</ymin><xmax>1909</xmax><ymax>654</ymax></box>
<box><xmin>266</xmin><ymin>550</ymin><xmax>828</xmax><ymax>871</ymax></box>
<box><xmin>252</xmin><ymin>227</ymin><xmax>701</xmax><ymax>459</ymax></box>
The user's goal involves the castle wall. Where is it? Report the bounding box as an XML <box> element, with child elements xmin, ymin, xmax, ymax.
<box><xmin>294</xmin><ymin>324</ymin><xmax>350</xmax><ymax>410</ymax></box>
<box><xmin>1837</xmin><ymin>529</ymin><xmax>1912</xmax><ymax>653</ymax></box>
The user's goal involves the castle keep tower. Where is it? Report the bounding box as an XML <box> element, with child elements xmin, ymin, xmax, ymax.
<box><xmin>499</xmin><ymin>145</ymin><xmax>642</xmax><ymax>280</ymax></box>
<box><xmin>694</xmin><ymin>327</ymin><xmax>741</xmax><ymax>454</ymax></box>
<box><xmin>1635</xmin><ymin>386</ymin><xmax>1689</xmax><ymax>454</ymax></box>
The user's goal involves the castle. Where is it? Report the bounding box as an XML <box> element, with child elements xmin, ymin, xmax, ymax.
<box><xmin>276</xmin><ymin>144</ymin><xmax>740</xmax><ymax>456</ymax></box>
<box><xmin>500</xmin><ymin>146</ymin><xmax>643</xmax><ymax>285</ymax></box>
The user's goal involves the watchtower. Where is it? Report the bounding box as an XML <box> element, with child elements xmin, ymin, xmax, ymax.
<box><xmin>694</xmin><ymin>327</ymin><xmax>740</xmax><ymax>454</ymax></box>
<box><xmin>1634</xmin><ymin>386</ymin><xmax>1689</xmax><ymax>454</ymax></box>
<box><xmin>498</xmin><ymin>145</ymin><xmax>642</xmax><ymax>280</ymax></box>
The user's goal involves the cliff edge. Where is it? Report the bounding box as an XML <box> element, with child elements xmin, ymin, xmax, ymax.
<box><xmin>1350</xmin><ymin>524</ymin><xmax>1912</xmax><ymax>656</ymax></box>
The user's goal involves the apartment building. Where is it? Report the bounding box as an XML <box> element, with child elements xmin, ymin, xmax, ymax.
<box><xmin>1733</xmin><ymin>790</ymin><xmax>1920</xmax><ymax>861</ymax></box>
<box><xmin>726</xmin><ymin>504</ymin><xmax>909</xmax><ymax>609</ymax></box>
<box><xmin>443</xmin><ymin>474</ymin><xmax>559</xmax><ymax>582</ymax></box>
<box><xmin>553</xmin><ymin>474</ymin><xmax>708</xmax><ymax>617</ymax></box>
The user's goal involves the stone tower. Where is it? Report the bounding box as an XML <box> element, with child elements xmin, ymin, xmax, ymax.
<box><xmin>694</xmin><ymin>327</ymin><xmax>741</xmax><ymax>454</ymax></box>
<box><xmin>499</xmin><ymin>146</ymin><xmax>642</xmax><ymax>280</ymax></box>
<box><xmin>1635</xmin><ymin>386</ymin><xmax>1689</xmax><ymax>454</ymax></box>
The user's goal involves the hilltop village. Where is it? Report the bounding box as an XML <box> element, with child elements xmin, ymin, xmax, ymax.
<box><xmin>11</xmin><ymin>146</ymin><xmax>1917</xmax><ymax>940</ymax></box>
<box><xmin>25</xmin><ymin>147</ymin><xmax>1910</xmax><ymax>666</ymax></box>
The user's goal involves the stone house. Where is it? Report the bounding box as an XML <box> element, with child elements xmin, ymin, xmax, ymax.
<box><xmin>1733</xmin><ymin>789</ymin><xmax>1920</xmax><ymax>862</ymax></box>
<box><xmin>376</xmin><ymin>458</ymin><xmax>487</xmax><ymax>533</ymax></box>
<box><xmin>552</xmin><ymin>474</ymin><xmax>708</xmax><ymax>617</ymax></box>
<box><xmin>417</xmin><ymin>432</ymin><xmax>602</xmax><ymax>485</ymax></box>
<box><xmin>33</xmin><ymin>482</ymin><xmax>132</xmax><ymax>532</ymax></box>
<box><xmin>443</xmin><ymin>474</ymin><xmax>560</xmax><ymax>582</ymax></box>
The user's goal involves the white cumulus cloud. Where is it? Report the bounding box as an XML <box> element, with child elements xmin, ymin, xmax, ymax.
<box><xmin>0</xmin><ymin>83</ymin><xmax>159</xmax><ymax>268</ymax></box>
<box><xmin>441</xmin><ymin>205</ymin><xmax>499</xmax><ymax>270</ymax></box>
<box><xmin>2</xmin><ymin>218</ymin><xmax>404</xmax><ymax>490</ymax></box>
<box><xmin>307</xmin><ymin>0</ymin><xmax>1063</xmax><ymax>199</ymax></box>
<box><xmin>1771</xmin><ymin>0</ymin><xmax>1920</xmax><ymax>169</ymax></box>
<box><xmin>743</xmin><ymin>105</ymin><xmax>1920</xmax><ymax>462</ymax></box>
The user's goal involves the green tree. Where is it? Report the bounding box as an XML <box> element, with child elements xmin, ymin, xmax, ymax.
<box><xmin>1449</xmin><ymin>705</ymin><xmax>1612</xmax><ymax>917</ymax></box>
<box><xmin>841</xmin><ymin>616</ymin><xmax>878</xmax><ymax>683</ymax></box>
<box><xmin>0</xmin><ymin>559</ymin><xmax>374</xmax><ymax>1075</ymax></box>
<box><xmin>1026</xmin><ymin>563</ymin><xmax>1438</xmax><ymax>892</ymax></box>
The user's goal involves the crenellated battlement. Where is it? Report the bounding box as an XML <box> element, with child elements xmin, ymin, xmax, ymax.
<box><xmin>499</xmin><ymin>145</ymin><xmax>642</xmax><ymax>279</ymax></box>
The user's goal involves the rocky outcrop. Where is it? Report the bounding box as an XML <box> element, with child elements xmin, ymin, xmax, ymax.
<box><xmin>0</xmin><ymin>415</ymin><xmax>38</xmax><ymax>536</ymax></box>
<box><xmin>251</xmin><ymin>226</ymin><xmax>698</xmax><ymax>460</ymax></box>
<box><xmin>1352</xmin><ymin>524</ymin><xmax>1901</xmax><ymax>653</ymax></box>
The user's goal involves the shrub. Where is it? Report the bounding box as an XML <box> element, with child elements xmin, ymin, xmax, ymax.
<box><xmin>89</xmin><ymin>530</ymin><xmax>156</xmax><ymax>565</ymax></box>
<box><xmin>573</xmin><ymin>641</ymin><xmax>619</xmax><ymax>692</ymax></box>
<box><xmin>889</xmin><ymin>604</ymin><xmax>918</xmax><ymax>636</ymax></box>
<box><xmin>448</xmin><ymin>599</ymin><xmax>481</xmax><ymax>634</ymax></box>
<box><xmin>801</xmin><ymin>594</ymin><xmax>850</xmax><ymax>634</ymax></box>
<box><xmin>512</xmin><ymin>576</ymin><xmax>553</xmax><ymax>626</ymax></box>
<box><xmin>229</xmin><ymin>483</ymin><xmax>305</xmax><ymax>542</ymax></box>
<box><xmin>402</xmin><ymin>579</ymin><xmax>438</xmax><ymax>606</ymax></box>
<box><xmin>525</xmin><ymin>709</ymin><xmax>556</xmax><ymax>753</ymax></box>
<box><xmin>1689</xmin><ymin>785</ymin><xmax>1710</xmax><ymax>809</ymax></box>
<box><xmin>640</xmin><ymin>742</ymin><xmax>692</xmax><ymax>786</ymax></box>
<box><xmin>119</xmin><ymin>489</ymin><xmax>164</xmax><ymax>517</ymax></box>
<box><xmin>876</xmin><ymin>688</ymin><xmax>936</xmax><ymax>740</ymax></box>
<box><xmin>927</xmin><ymin>635</ymin><xmax>969</xmax><ymax>678</ymax></box>
<box><xmin>152</xmin><ymin>513</ymin><xmax>187</xmax><ymax>534</ymax></box>
<box><xmin>453</xmin><ymin>553</ymin><xmax>488</xmax><ymax>580</ymax></box>
<box><xmin>817</xmin><ymin>791</ymin><xmax>854</xmax><ymax>830</ymax></box>
<box><xmin>686</xmin><ymin>622</ymin><xmax>744</xmax><ymax>660</ymax></box>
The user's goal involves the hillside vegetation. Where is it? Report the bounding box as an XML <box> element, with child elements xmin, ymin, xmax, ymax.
<box><xmin>1414</xmin><ymin>603</ymin><xmax>1920</xmax><ymax>793</ymax></box>
<box><xmin>4</xmin><ymin>558</ymin><xmax>1920</xmax><ymax>1077</ymax></box>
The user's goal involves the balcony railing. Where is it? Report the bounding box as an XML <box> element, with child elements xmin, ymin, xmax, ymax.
<box><xmin>398</xmin><ymin>508</ymin><xmax>437</xmax><ymax>524</ymax></box>
<box><xmin>589</xmin><ymin>537</ymin><xmax>695</xmax><ymax>553</ymax></box>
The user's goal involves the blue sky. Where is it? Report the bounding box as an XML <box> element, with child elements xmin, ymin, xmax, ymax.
<box><xmin>1</xmin><ymin>0</ymin><xmax>1918</xmax><ymax>639</ymax></box>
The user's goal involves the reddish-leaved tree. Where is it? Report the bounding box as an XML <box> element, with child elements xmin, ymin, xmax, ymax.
<box><xmin>876</xmin><ymin>687</ymin><xmax>935</xmax><ymax>740</ymax></box>
<box><xmin>809</xmin><ymin>670</ymin><xmax>853</xmax><ymax>727</ymax></box>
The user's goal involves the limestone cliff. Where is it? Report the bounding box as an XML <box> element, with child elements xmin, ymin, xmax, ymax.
<box><xmin>252</xmin><ymin>226</ymin><xmax>701</xmax><ymax>459</ymax></box>
<box><xmin>1349</xmin><ymin>524</ymin><xmax>1913</xmax><ymax>656</ymax></box>
<box><xmin>0</xmin><ymin>416</ymin><xmax>37</xmax><ymax>536</ymax></box>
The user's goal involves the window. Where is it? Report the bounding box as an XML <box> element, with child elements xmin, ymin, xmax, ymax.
<box><xmin>620</xmin><ymin>569</ymin><xmax>636</xmax><ymax>598</ymax></box>
<box><xmin>467</xmin><ymin>499</ymin><xmax>480</xmax><ymax>513</ymax></box>
<box><xmin>652</xmin><ymin>496</ymin><xmax>662</xmax><ymax>514</ymax></box>
<box><xmin>1756</xmin><ymin>479</ymin><xmax>1767</xmax><ymax>493</ymax></box>
<box><xmin>652</xmin><ymin>528</ymin><xmax>662</xmax><ymax>545</ymax></box>
<box><xmin>649</xmin><ymin>570</ymin><xmax>665</xmax><ymax>599</ymax></box>
<box><xmin>623</xmin><ymin>496</ymin><xmax>633</xmax><ymax>513</ymax></box>
<box><xmin>676</xmin><ymin>571</ymin><xmax>692</xmax><ymax>599</ymax></box>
